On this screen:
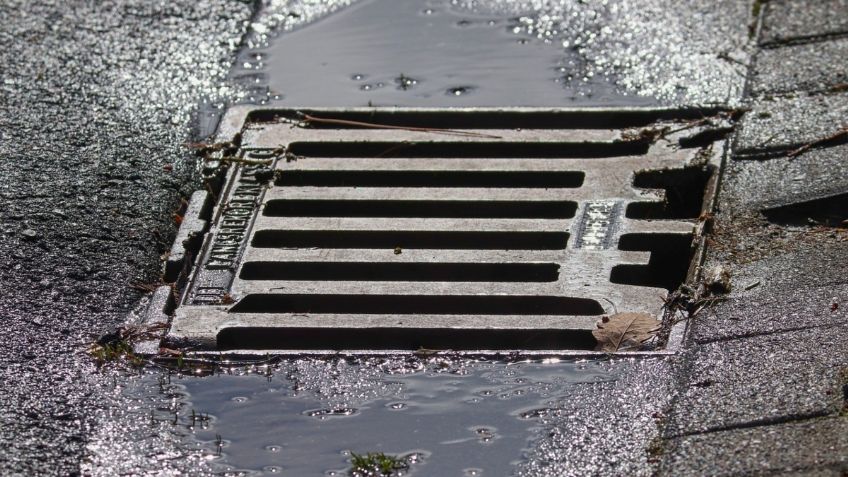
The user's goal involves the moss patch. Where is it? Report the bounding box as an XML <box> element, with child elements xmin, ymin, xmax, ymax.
<box><xmin>349</xmin><ymin>452</ymin><xmax>409</xmax><ymax>476</ymax></box>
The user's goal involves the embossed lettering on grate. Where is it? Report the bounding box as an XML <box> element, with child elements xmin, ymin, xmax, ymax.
<box><xmin>169</xmin><ymin>108</ymin><xmax>719</xmax><ymax>352</ymax></box>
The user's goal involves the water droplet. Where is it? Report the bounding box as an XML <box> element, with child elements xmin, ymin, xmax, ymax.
<box><xmin>266</xmin><ymin>445</ymin><xmax>282</xmax><ymax>453</ymax></box>
<box><xmin>474</xmin><ymin>427</ymin><xmax>496</xmax><ymax>443</ymax></box>
<box><xmin>303</xmin><ymin>408</ymin><xmax>358</xmax><ymax>419</ymax></box>
<box><xmin>456</xmin><ymin>19</ymin><xmax>472</xmax><ymax>27</ymax></box>
<box><xmin>464</xmin><ymin>468</ymin><xmax>484</xmax><ymax>476</ymax></box>
<box><xmin>403</xmin><ymin>451</ymin><xmax>426</xmax><ymax>465</ymax></box>
<box><xmin>231</xmin><ymin>396</ymin><xmax>248</xmax><ymax>403</ymax></box>
<box><xmin>350</xmin><ymin>74</ymin><xmax>367</xmax><ymax>81</ymax></box>
<box><xmin>394</xmin><ymin>75</ymin><xmax>419</xmax><ymax>90</ymax></box>
<box><xmin>387</xmin><ymin>402</ymin><xmax>407</xmax><ymax>410</ymax></box>
<box><xmin>421</xmin><ymin>8</ymin><xmax>435</xmax><ymax>15</ymax></box>
<box><xmin>263</xmin><ymin>466</ymin><xmax>282</xmax><ymax>473</ymax></box>
<box><xmin>519</xmin><ymin>408</ymin><xmax>552</xmax><ymax>419</ymax></box>
<box><xmin>446</xmin><ymin>86</ymin><xmax>475</xmax><ymax>96</ymax></box>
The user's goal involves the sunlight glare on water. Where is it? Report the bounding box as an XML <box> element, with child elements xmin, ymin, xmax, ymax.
<box><xmin>233</xmin><ymin>0</ymin><xmax>658</xmax><ymax>107</ymax></box>
<box><xmin>179</xmin><ymin>357</ymin><xmax>617</xmax><ymax>475</ymax></box>
<box><xmin>233</xmin><ymin>0</ymin><xmax>750</xmax><ymax>107</ymax></box>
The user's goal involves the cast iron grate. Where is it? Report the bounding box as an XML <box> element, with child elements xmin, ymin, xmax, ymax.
<box><xmin>165</xmin><ymin>107</ymin><xmax>722</xmax><ymax>352</ymax></box>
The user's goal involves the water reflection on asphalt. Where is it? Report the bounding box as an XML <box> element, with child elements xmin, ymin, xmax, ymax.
<box><xmin>233</xmin><ymin>0</ymin><xmax>655</xmax><ymax>107</ymax></box>
<box><xmin>179</xmin><ymin>357</ymin><xmax>616</xmax><ymax>475</ymax></box>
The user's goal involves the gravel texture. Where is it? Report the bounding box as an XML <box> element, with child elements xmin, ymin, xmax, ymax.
<box><xmin>734</xmin><ymin>93</ymin><xmax>848</xmax><ymax>153</ymax></box>
<box><xmin>662</xmin><ymin>417</ymin><xmax>848</xmax><ymax>476</ymax></box>
<box><xmin>761</xmin><ymin>0</ymin><xmax>848</xmax><ymax>45</ymax></box>
<box><xmin>690</xmin><ymin>282</ymin><xmax>847</xmax><ymax>343</ymax></box>
<box><xmin>665</xmin><ymin>325</ymin><xmax>848</xmax><ymax>437</ymax></box>
<box><xmin>0</xmin><ymin>1</ymin><xmax>252</xmax><ymax>474</ymax></box>
<box><xmin>750</xmin><ymin>38</ymin><xmax>848</xmax><ymax>96</ymax></box>
<box><xmin>722</xmin><ymin>143</ymin><xmax>848</xmax><ymax>208</ymax></box>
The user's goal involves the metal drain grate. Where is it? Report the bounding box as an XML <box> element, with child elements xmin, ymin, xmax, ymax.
<box><xmin>165</xmin><ymin>107</ymin><xmax>723</xmax><ymax>352</ymax></box>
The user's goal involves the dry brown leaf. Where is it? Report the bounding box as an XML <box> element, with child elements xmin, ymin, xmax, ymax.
<box><xmin>592</xmin><ymin>312</ymin><xmax>661</xmax><ymax>352</ymax></box>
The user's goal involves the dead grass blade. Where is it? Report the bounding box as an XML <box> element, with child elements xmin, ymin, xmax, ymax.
<box><xmin>298</xmin><ymin>113</ymin><xmax>503</xmax><ymax>139</ymax></box>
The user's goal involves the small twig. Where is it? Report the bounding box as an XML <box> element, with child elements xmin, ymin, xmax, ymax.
<box><xmin>601</xmin><ymin>297</ymin><xmax>618</xmax><ymax>314</ymax></box>
<box><xmin>129</xmin><ymin>281</ymin><xmax>160</xmax><ymax>293</ymax></box>
<box><xmin>413</xmin><ymin>347</ymin><xmax>441</xmax><ymax>358</ymax></box>
<box><xmin>216</xmin><ymin>155</ymin><xmax>272</xmax><ymax>166</ymax></box>
<box><xmin>663</xmin><ymin>115</ymin><xmax>722</xmax><ymax>136</ymax></box>
<box><xmin>623</xmin><ymin>110</ymin><xmax>743</xmax><ymax>145</ymax></box>
<box><xmin>204</xmin><ymin>181</ymin><xmax>218</xmax><ymax>203</ymax></box>
<box><xmin>756</xmin><ymin>132</ymin><xmax>779</xmax><ymax>148</ymax></box>
<box><xmin>787</xmin><ymin>127</ymin><xmax>848</xmax><ymax>158</ymax></box>
<box><xmin>184</xmin><ymin>140</ymin><xmax>231</xmax><ymax>153</ymax></box>
<box><xmin>717</xmin><ymin>52</ymin><xmax>747</xmax><ymax>68</ymax></box>
<box><xmin>298</xmin><ymin>113</ymin><xmax>503</xmax><ymax>139</ymax></box>
<box><xmin>375</xmin><ymin>141</ymin><xmax>416</xmax><ymax>158</ymax></box>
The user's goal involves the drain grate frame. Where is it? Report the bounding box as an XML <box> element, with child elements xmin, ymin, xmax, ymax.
<box><xmin>160</xmin><ymin>106</ymin><xmax>727</xmax><ymax>354</ymax></box>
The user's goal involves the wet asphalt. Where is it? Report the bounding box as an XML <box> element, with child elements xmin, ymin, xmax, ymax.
<box><xmin>2</xmin><ymin>0</ymin><xmax>847</xmax><ymax>475</ymax></box>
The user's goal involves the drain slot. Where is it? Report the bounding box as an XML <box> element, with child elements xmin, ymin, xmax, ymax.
<box><xmin>217</xmin><ymin>327</ymin><xmax>597</xmax><ymax>351</ymax></box>
<box><xmin>239</xmin><ymin>262</ymin><xmax>560</xmax><ymax>282</ymax></box>
<box><xmin>230</xmin><ymin>294</ymin><xmax>605</xmax><ymax>315</ymax></box>
<box><xmin>252</xmin><ymin>230</ymin><xmax>570</xmax><ymax>250</ymax></box>
<box><xmin>263</xmin><ymin>200</ymin><xmax>578</xmax><ymax>219</ymax></box>
<box><xmin>610</xmin><ymin>233</ymin><xmax>694</xmax><ymax>291</ymax></box>
<box><xmin>626</xmin><ymin>166</ymin><xmax>712</xmax><ymax>219</ymax></box>
<box><xmin>288</xmin><ymin>141</ymin><xmax>648</xmax><ymax>158</ymax></box>
<box><xmin>264</xmin><ymin>109</ymin><xmax>716</xmax><ymax>129</ymax></box>
<box><xmin>276</xmin><ymin>170</ymin><xmax>585</xmax><ymax>188</ymax></box>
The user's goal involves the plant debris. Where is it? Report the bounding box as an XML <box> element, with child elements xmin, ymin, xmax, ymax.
<box><xmin>220</xmin><ymin>293</ymin><xmax>236</xmax><ymax>305</ymax></box>
<box><xmin>787</xmin><ymin>126</ymin><xmax>848</xmax><ymax>158</ymax></box>
<box><xmin>621</xmin><ymin>110</ymin><xmax>744</xmax><ymax>146</ymax></box>
<box><xmin>413</xmin><ymin>346</ymin><xmax>440</xmax><ymax>358</ymax></box>
<box><xmin>592</xmin><ymin>312</ymin><xmax>661</xmax><ymax>352</ymax></box>
<box><xmin>296</xmin><ymin>112</ymin><xmax>502</xmax><ymax>139</ymax></box>
<box><xmin>703</xmin><ymin>265</ymin><xmax>732</xmax><ymax>294</ymax></box>
<box><xmin>349</xmin><ymin>451</ymin><xmax>409</xmax><ymax>477</ymax></box>
<box><xmin>129</xmin><ymin>280</ymin><xmax>164</xmax><ymax>293</ymax></box>
<box><xmin>185</xmin><ymin>132</ymin><xmax>241</xmax><ymax>156</ymax></box>
<box><xmin>215</xmin><ymin>155</ymin><xmax>273</xmax><ymax>166</ymax></box>
<box><xmin>89</xmin><ymin>323</ymin><xmax>167</xmax><ymax>366</ymax></box>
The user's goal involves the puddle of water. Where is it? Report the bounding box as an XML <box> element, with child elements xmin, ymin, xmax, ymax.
<box><xmin>176</xmin><ymin>357</ymin><xmax>616</xmax><ymax>475</ymax></box>
<box><xmin>233</xmin><ymin>0</ymin><xmax>654</xmax><ymax>107</ymax></box>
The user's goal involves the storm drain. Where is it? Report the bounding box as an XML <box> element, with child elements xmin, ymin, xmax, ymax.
<box><xmin>165</xmin><ymin>107</ymin><xmax>723</xmax><ymax>352</ymax></box>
